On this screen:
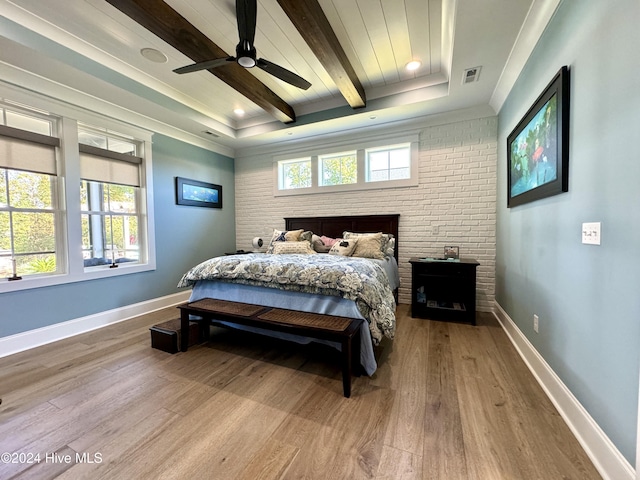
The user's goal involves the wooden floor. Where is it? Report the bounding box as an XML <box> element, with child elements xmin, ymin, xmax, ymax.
<box><xmin>0</xmin><ymin>304</ymin><xmax>601</xmax><ymax>480</ymax></box>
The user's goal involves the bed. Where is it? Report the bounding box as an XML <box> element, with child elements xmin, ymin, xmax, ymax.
<box><xmin>177</xmin><ymin>214</ymin><xmax>400</xmax><ymax>375</ymax></box>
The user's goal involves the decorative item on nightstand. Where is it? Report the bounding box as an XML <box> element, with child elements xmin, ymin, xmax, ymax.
<box><xmin>444</xmin><ymin>245</ymin><xmax>459</xmax><ymax>259</ymax></box>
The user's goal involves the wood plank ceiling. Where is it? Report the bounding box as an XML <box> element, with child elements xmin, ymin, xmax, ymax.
<box><xmin>0</xmin><ymin>0</ymin><xmax>541</xmax><ymax>148</ymax></box>
<box><xmin>276</xmin><ymin>0</ymin><xmax>366</xmax><ymax>109</ymax></box>
<box><xmin>105</xmin><ymin>0</ymin><xmax>296</xmax><ymax>123</ymax></box>
<box><xmin>106</xmin><ymin>0</ymin><xmax>367</xmax><ymax>123</ymax></box>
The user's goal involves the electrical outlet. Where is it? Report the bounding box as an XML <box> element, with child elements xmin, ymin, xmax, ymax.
<box><xmin>533</xmin><ymin>314</ymin><xmax>539</xmax><ymax>333</ymax></box>
<box><xmin>432</xmin><ymin>225</ymin><xmax>439</xmax><ymax>236</ymax></box>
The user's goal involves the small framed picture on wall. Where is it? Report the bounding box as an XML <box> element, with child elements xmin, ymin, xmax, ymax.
<box><xmin>175</xmin><ymin>177</ymin><xmax>222</xmax><ymax>208</ymax></box>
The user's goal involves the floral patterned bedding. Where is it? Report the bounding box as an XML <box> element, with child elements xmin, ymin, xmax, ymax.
<box><xmin>177</xmin><ymin>253</ymin><xmax>396</xmax><ymax>345</ymax></box>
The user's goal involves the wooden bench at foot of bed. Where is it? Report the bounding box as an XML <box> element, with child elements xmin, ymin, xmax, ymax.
<box><xmin>177</xmin><ymin>298</ymin><xmax>363</xmax><ymax>398</ymax></box>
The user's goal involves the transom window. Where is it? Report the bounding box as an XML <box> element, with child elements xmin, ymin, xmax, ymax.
<box><xmin>278</xmin><ymin>158</ymin><xmax>311</xmax><ymax>190</ymax></box>
<box><xmin>275</xmin><ymin>136</ymin><xmax>418</xmax><ymax>196</ymax></box>
<box><xmin>319</xmin><ymin>151</ymin><xmax>357</xmax><ymax>186</ymax></box>
<box><xmin>366</xmin><ymin>144</ymin><xmax>410</xmax><ymax>182</ymax></box>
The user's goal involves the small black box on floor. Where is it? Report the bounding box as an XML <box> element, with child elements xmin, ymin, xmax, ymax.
<box><xmin>150</xmin><ymin>318</ymin><xmax>201</xmax><ymax>354</ymax></box>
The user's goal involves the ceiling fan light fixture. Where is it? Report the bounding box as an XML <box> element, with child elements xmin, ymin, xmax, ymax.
<box><xmin>237</xmin><ymin>56</ymin><xmax>256</xmax><ymax>68</ymax></box>
<box><xmin>405</xmin><ymin>60</ymin><xmax>421</xmax><ymax>71</ymax></box>
<box><xmin>236</xmin><ymin>41</ymin><xmax>257</xmax><ymax>68</ymax></box>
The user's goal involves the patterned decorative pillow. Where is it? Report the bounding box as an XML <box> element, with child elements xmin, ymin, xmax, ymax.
<box><xmin>328</xmin><ymin>238</ymin><xmax>359</xmax><ymax>256</ymax></box>
<box><xmin>343</xmin><ymin>231</ymin><xmax>394</xmax><ymax>257</ymax></box>
<box><xmin>272</xmin><ymin>241</ymin><xmax>317</xmax><ymax>255</ymax></box>
<box><xmin>351</xmin><ymin>232</ymin><xmax>385</xmax><ymax>259</ymax></box>
<box><xmin>266</xmin><ymin>229</ymin><xmax>304</xmax><ymax>253</ymax></box>
<box><xmin>273</xmin><ymin>228</ymin><xmax>304</xmax><ymax>242</ymax></box>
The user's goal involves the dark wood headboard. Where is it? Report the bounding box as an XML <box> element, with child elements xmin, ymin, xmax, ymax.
<box><xmin>285</xmin><ymin>214</ymin><xmax>400</xmax><ymax>260</ymax></box>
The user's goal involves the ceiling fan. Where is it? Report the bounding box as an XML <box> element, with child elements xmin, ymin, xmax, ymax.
<box><xmin>173</xmin><ymin>0</ymin><xmax>311</xmax><ymax>90</ymax></box>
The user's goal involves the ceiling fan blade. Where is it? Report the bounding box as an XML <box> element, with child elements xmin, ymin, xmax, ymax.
<box><xmin>173</xmin><ymin>57</ymin><xmax>234</xmax><ymax>74</ymax></box>
<box><xmin>256</xmin><ymin>58</ymin><xmax>311</xmax><ymax>90</ymax></box>
<box><xmin>236</xmin><ymin>0</ymin><xmax>257</xmax><ymax>45</ymax></box>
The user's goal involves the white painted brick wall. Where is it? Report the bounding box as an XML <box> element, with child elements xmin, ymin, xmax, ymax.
<box><xmin>234</xmin><ymin>114</ymin><xmax>497</xmax><ymax>311</ymax></box>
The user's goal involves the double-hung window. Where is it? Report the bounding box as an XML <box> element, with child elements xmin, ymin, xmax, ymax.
<box><xmin>0</xmin><ymin>106</ymin><xmax>61</xmax><ymax>279</ymax></box>
<box><xmin>78</xmin><ymin>126</ymin><xmax>144</xmax><ymax>269</ymax></box>
<box><xmin>0</xmin><ymin>92</ymin><xmax>155</xmax><ymax>292</ymax></box>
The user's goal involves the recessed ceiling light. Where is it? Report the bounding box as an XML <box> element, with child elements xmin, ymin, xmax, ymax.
<box><xmin>405</xmin><ymin>60</ymin><xmax>421</xmax><ymax>71</ymax></box>
<box><xmin>233</xmin><ymin>108</ymin><xmax>245</xmax><ymax>116</ymax></box>
<box><xmin>369</xmin><ymin>115</ymin><xmax>377</xmax><ymax>120</ymax></box>
<box><xmin>140</xmin><ymin>48</ymin><xmax>168</xmax><ymax>63</ymax></box>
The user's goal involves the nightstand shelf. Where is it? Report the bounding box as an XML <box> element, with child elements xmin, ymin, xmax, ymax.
<box><xmin>409</xmin><ymin>257</ymin><xmax>479</xmax><ymax>325</ymax></box>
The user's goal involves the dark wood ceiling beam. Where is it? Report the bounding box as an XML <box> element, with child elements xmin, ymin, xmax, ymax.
<box><xmin>105</xmin><ymin>0</ymin><xmax>296</xmax><ymax>123</ymax></box>
<box><xmin>277</xmin><ymin>0</ymin><xmax>366</xmax><ymax>109</ymax></box>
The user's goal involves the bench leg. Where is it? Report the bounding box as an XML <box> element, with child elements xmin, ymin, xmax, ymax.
<box><xmin>341</xmin><ymin>337</ymin><xmax>353</xmax><ymax>398</ymax></box>
<box><xmin>180</xmin><ymin>309</ymin><xmax>190</xmax><ymax>352</ymax></box>
<box><xmin>199</xmin><ymin>316</ymin><xmax>210</xmax><ymax>342</ymax></box>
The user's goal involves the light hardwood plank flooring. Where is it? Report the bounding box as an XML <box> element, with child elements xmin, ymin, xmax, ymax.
<box><xmin>0</xmin><ymin>305</ymin><xmax>601</xmax><ymax>479</ymax></box>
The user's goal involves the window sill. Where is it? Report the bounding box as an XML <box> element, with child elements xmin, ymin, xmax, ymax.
<box><xmin>0</xmin><ymin>261</ymin><xmax>156</xmax><ymax>294</ymax></box>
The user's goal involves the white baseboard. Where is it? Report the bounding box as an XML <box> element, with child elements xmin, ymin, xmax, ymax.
<box><xmin>0</xmin><ymin>290</ymin><xmax>191</xmax><ymax>359</ymax></box>
<box><xmin>493</xmin><ymin>301</ymin><xmax>634</xmax><ymax>480</ymax></box>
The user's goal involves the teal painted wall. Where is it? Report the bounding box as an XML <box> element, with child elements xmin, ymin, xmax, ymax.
<box><xmin>496</xmin><ymin>0</ymin><xmax>640</xmax><ymax>463</ymax></box>
<box><xmin>0</xmin><ymin>133</ymin><xmax>235</xmax><ymax>338</ymax></box>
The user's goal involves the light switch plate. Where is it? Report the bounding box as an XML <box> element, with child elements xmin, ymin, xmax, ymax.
<box><xmin>582</xmin><ymin>222</ymin><xmax>601</xmax><ymax>245</ymax></box>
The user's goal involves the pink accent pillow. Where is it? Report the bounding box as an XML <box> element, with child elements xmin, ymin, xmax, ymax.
<box><xmin>320</xmin><ymin>235</ymin><xmax>338</xmax><ymax>246</ymax></box>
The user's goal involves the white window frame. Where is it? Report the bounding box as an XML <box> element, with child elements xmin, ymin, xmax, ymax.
<box><xmin>274</xmin><ymin>134</ymin><xmax>418</xmax><ymax>196</ymax></box>
<box><xmin>318</xmin><ymin>150</ymin><xmax>358</xmax><ymax>187</ymax></box>
<box><xmin>0</xmin><ymin>114</ymin><xmax>64</xmax><ymax>280</ymax></box>
<box><xmin>277</xmin><ymin>157</ymin><xmax>312</xmax><ymax>190</ymax></box>
<box><xmin>0</xmin><ymin>94</ymin><xmax>156</xmax><ymax>294</ymax></box>
<box><xmin>365</xmin><ymin>143</ymin><xmax>412</xmax><ymax>183</ymax></box>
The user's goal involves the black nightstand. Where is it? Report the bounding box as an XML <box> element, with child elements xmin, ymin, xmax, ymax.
<box><xmin>409</xmin><ymin>257</ymin><xmax>479</xmax><ymax>325</ymax></box>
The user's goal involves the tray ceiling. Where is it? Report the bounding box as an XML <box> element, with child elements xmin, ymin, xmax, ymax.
<box><xmin>0</xmin><ymin>0</ymin><xmax>557</xmax><ymax>152</ymax></box>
